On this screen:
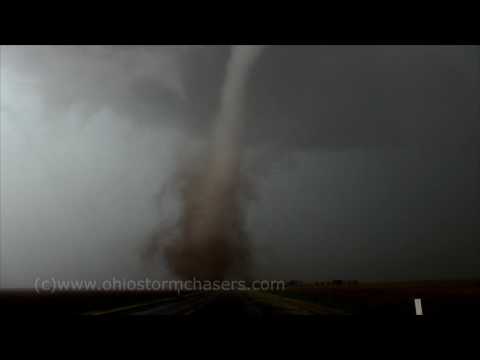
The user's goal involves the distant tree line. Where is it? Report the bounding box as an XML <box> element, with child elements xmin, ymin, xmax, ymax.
<box><xmin>285</xmin><ymin>280</ymin><xmax>360</xmax><ymax>287</ymax></box>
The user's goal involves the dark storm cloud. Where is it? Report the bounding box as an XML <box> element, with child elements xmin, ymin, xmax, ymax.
<box><xmin>250</xmin><ymin>145</ymin><xmax>480</xmax><ymax>281</ymax></box>
<box><xmin>243</xmin><ymin>45</ymin><xmax>480</xmax><ymax>149</ymax></box>
<box><xmin>2</xmin><ymin>46</ymin><xmax>195</xmax><ymax>125</ymax></box>
<box><xmin>5</xmin><ymin>45</ymin><xmax>478</xmax><ymax>148</ymax></box>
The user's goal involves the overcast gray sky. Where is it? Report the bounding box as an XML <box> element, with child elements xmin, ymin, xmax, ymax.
<box><xmin>1</xmin><ymin>45</ymin><xmax>479</xmax><ymax>287</ymax></box>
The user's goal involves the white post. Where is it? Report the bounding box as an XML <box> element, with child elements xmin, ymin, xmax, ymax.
<box><xmin>414</xmin><ymin>298</ymin><xmax>423</xmax><ymax>315</ymax></box>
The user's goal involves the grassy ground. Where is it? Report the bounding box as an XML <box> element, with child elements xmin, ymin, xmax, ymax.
<box><xmin>0</xmin><ymin>289</ymin><xmax>183</xmax><ymax>315</ymax></box>
<box><xmin>271</xmin><ymin>280</ymin><xmax>480</xmax><ymax>315</ymax></box>
<box><xmin>1</xmin><ymin>280</ymin><xmax>479</xmax><ymax>316</ymax></box>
